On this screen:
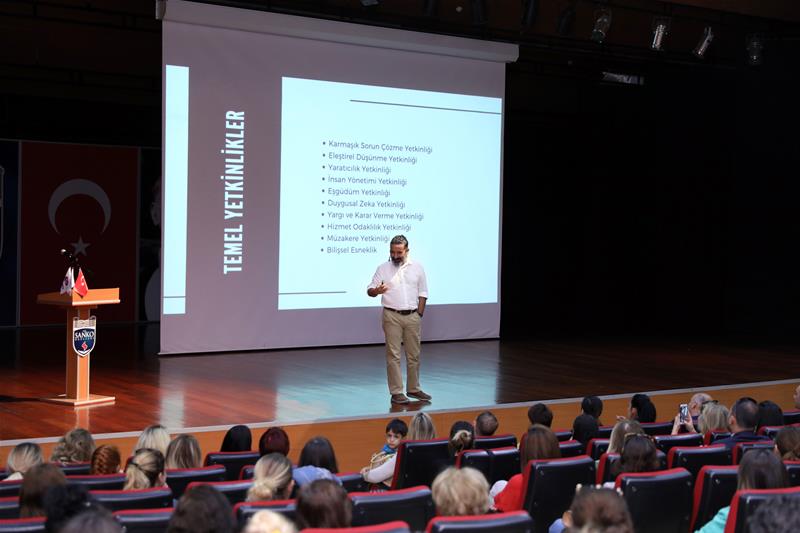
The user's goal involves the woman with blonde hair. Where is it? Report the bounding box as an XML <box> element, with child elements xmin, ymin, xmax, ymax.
<box><xmin>608</xmin><ymin>419</ymin><xmax>644</xmax><ymax>454</ymax></box>
<box><xmin>246</xmin><ymin>453</ymin><xmax>295</xmax><ymax>502</ymax></box>
<box><xmin>432</xmin><ymin>467</ymin><xmax>491</xmax><ymax>516</ymax></box>
<box><xmin>4</xmin><ymin>443</ymin><xmax>43</xmax><ymax>481</ymax></box>
<box><xmin>124</xmin><ymin>448</ymin><xmax>166</xmax><ymax>490</ymax></box>
<box><xmin>165</xmin><ymin>434</ymin><xmax>202</xmax><ymax>469</ymax></box>
<box><xmin>408</xmin><ymin>412</ymin><xmax>437</xmax><ymax>441</ymax></box>
<box><xmin>50</xmin><ymin>428</ymin><xmax>96</xmax><ymax>463</ymax></box>
<box><xmin>135</xmin><ymin>425</ymin><xmax>170</xmax><ymax>456</ymax></box>
<box><xmin>90</xmin><ymin>445</ymin><xmax>122</xmax><ymax>475</ymax></box>
<box><xmin>244</xmin><ymin>510</ymin><xmax>297</xmax><ymax>533</ymax></box>
<box><xmin>672</xmin><ymin>403</ymin><xmax>730</xmax><ymax>436</ymax></box>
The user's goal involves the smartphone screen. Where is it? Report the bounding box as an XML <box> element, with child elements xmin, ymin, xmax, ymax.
<box><xmin>679</xmin><ymin>403</ymin><xmax>689</xmax><ymax>422</ymax></box>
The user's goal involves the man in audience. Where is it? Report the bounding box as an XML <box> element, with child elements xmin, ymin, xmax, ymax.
<box><xmin>715</xmin><ymin>397</ymin><xmax>773</xmax><ymax>450</ymax></box>
<box><xmin>527</xmin><ymin>403</ymin><xmax>553</xmax><ymax>428</ymax></box>
<box><xmin>475</xmin><ymin>411</ymin><xmax>499</xmax><ymax>437</ymax></box>
<box><xmin>688</xmin><ymin>392</ymin><xmax>713</xmax><ymax>417</ymax></box>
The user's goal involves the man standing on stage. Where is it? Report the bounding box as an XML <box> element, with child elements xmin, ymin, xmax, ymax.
<box><xmin>367</xmin><ymin>235</ymin><xmax>431</xmax><ymax>405</ymax></box>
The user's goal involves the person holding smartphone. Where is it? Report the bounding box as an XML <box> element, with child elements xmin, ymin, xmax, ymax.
<box><xmin>367</xmin><ymin>235</ymin><xmax>430</xmax><ymax>405</ymax></box>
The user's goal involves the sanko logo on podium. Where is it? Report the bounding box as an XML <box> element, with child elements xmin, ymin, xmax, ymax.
<box><xmin>72</xmin><ymin>316</ymin><xmax>97</xmax><ymax>357</ymax></box>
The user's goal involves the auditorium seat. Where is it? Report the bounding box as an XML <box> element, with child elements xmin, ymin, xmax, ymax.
<box><xmin>390</xmin><ymin>439</ymin><xmax>450</xmax><ymax>489</ymax></box>
<box><xmin>166</xmin><ymin>465</ymin><xmax>227</xmax><ymax>499</ymax></box>
<box><xmin>0</xmin><ymin>474</ymin><xmax>6</xmax><ymax>483</ymax></box>
<box><xmin>203</xmin><ymin>451</ymin><xmax>261</xmax><ymax>481</ymax></box>
<box><xmin>549</xmin><ymin>429</ymin><xmax>570</xmax><ymax>442</ymax></box>
<box><xmin>90</xmin><ymin>487</ymin><xmax>173</xmax><ymax>512</ymax></box>
<box><xmin>654</xmin><ymin>433</ymin><xmax>704</xmax><ymax>453</ymax></box>
<box><xmin>186</xmin><ymin>480</ymin><xmax>252</xmax><ymax>505</ymax></box>
<box><xmin>557</xmin><ymin>440</ymin><xmax>584</xmax><ymax>458</ymax></box>
<box><xmin>0</xmin><ymin>498</ymin><xmax>18</xmax><ymax>520</ymax></box>
<box><xmin>639</xmin><ymin>421</ymin><xmax>674</xmax><ymax>436</ymax></box>
<box><xmin>55</xmin><ymin>462</ymin><xmax>91</xmax><ymax>476</ymax></box>
<box><xmin>0</xmin><ymin>517</ymin><xmax>45</xmax><ymax>533</ymax></box>
<box><xmin>757</xmin><ymin>425</ymin><xmax>784</xmax><ymax>438</ymax></box>
<box><xmin>667</xmin><ymin>445</ymin><xmax>732</xmax><ymax>479</ymax></box>
<box><xmin>0</xmin><ymin>481</ymin><xmax>23</xmax><ymax>499</ymax></box>
<box><xmin>586</xmin><ymin>438</ymin><xmax>610</xmax><ymax>460</ymax></box>
<box><xmin>455</xmin><ymin>449</ymin><xmax>490</xmax><ymax>483</ymax></box>
<box><xmin>704</xmin><ymin>431</ymin><xmax>731</xmax><ymax>446</ymax></box>
<box><xmin>473</xmin><ymin>434</ymin><xmax>517</xmax><ymax>450</ymax></box>
<box><xmin>337</xmin><ymin>472</ymin><xmax>370</xmax><ymax>493</ymax></box>
<box><xmin>305</xmin><ymin>522</ymin><xmax>410</xmax><ymax>533</ymax></box>
<box><xmin>596</xmin><ymin>453</ymin><xmax>620</xmax><ymax>485</ymax></box>
<box><xmin>240</xmin><ymin>465</ymin><xmax>255</xmax><ymax>480</ymax></box>
<box><xmin>233</xmin><ymin>499</ymin><xmax>296</xmax><ymax>531</ymax></box>
<box><xmin>66</xmin><ymin>473</ymin><xmax>126</xmax><ymax>490</ymax></box>
<box><xmin>596</xmin><ymin>425</ymin><xmax>614</xmax><ymax>439</ymax></box>
<box><xmin>690</xmin><ymin>465</ymin><xmax>738</xmax><ymax>531</ymax></box>
<box><xmin>783</xmin><ymin>410</ymin><xmax>800</xmax><ymax>425</ymax></box>
<box><xmin>615</xmin><ymin>467</ymin><xmax>693</xmax><ymax>533</ymax></box>
<box><xmin>489</xmin><ymin>447</ymin><xmax>521</xmax><ymax>485</ymax></box>
<box><xmin>732</xmin><ymin>442</ymin><xmax>775</xmax><ymax>465</ymax></box>
<box><xmin>725</xmin><ymin>486</ymin><xmax>800</xmax><ymax>533</ymax></box>
<box><xmin>426</xmin><ymin>511</ymin><xmax>534</xmax><ymax>533</ymax></box>
<box><xmin>784</xmin><ymin>461</ymin><xmax>800</xmax><ymax>487</ymax></box>
<box><xmin>521</xmin><ymin>455</ymin><xmax>595</xmax><ymax>533</ymax></box>
<box><xmin>350</xmin><ymin>486</ymin><xmax>434</xmax><ymax>531</ymax></box>
<box><xmin>113</xmin><ymin>507</ymin><xmax>174</xmax><ymax>533</ymax></box>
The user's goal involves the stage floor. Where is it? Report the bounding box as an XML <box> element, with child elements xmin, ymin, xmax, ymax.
<box><xmin>2</xmin><ymin>324</ymin><xmax>799</xmax><ymax>441</ymax></box>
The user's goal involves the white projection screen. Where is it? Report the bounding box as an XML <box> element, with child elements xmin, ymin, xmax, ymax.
<box><xmin>160</xmin><ymin>0</ymin><xmax>518</xmax><ymax>354</ymax></box>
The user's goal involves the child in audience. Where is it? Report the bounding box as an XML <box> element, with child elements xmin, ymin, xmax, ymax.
<box><xmin>475</xmin><ymin>411</ymin><xmax>499</xmax><ymax>437</ymax></box>
<box><xmin>581</xmin><ymin>396</ymin><xmax>604</xmax><ymax>423</ymax></box>
<box><xmin>558</xmin><ymin>485</ymin><xmax>634</xmax><ymax>533</ymax></box>
<box><xmin>528</xmin><ymin>403</ymin><xmax>553</xmax><ymax>428</ymax></box>
<box><xmin>4</xmin><ymin>442</ymin><xmax>43</xmax><ymax>481</ymax></box>
<box><xmin>90</xmin><ymin>445</ymin><xmax>122</xmax><ymax>475</ymax></box>
<box><xmin>493</xmin><ymin>424</ymin><xmax>560</xmax><ymax>511</ymax></box>
<box><xmin>572</xmin><ymin>414</ymin><xmax>599</xmax><ymax>445</ymax></box>
<box><xmin>360</xmin><ymin>418</ymin><xmax>408</xmax><ymax>488</ymax></box>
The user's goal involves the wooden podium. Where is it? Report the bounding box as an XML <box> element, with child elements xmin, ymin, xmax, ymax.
<box><xmin>37</xmin><ymin>288</ymin><xmax>120</xmax><ymax>407</ymax></box>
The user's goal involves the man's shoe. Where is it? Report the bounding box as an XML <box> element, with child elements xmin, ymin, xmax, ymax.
<box><xmin>391</xmin><ymin>393</ymin><xmax>410</xmax><ymax>404</ymax></box>
<box><xmin>407</xmin><ymin>390</ymin><xmax>432</xmax><ymax>401</ymax></box>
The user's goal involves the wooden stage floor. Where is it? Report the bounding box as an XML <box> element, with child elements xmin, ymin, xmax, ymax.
<box><xmin>2</xmin><ymin>324</ymin><xmax>799</xmax><ymax>441</ymax></box>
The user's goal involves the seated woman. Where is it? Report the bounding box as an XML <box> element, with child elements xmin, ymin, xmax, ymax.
<box><xmin>493</xmin><ymin>424</ymin><xmax>561</xmax><ymax>512</ymax></box>
<box><xmin>168</xmin><ymin>484</ymin><xmax>235</xmax><ymax>533</ymax></box>
<box><xmin>673</xmin><ymin>402</ymin><xmax>730</xmax><ymax>436</ymax></box>
<box><xmin>18</xmin><ymin>463</ymin><xmax>67</xmax><ymax>518</ymax></box>
<box><xmin>695</xmin><ymin>449</ymin><xmax>788</xmax><ymax>533</ymax></box>
<box><xmin>775</xmin><ymin>426</ymin><xmax>800</xmax><ymax>461</ymax></box>
<box><xmin>51</xmin><ymin>428</ymin><xmax>96</xmax><ymax>464</ymax></box>
<box><xmin>605</xmin><ymin>433</ymin><xmax>660</xmax><ymax>488</ymax></box>
<box><xmin>258</xmin><ymin>427</ymin><xmax>290</xmax><ymax>457</ymax></box>
<box><xmin>166</xmin><ymin>434</ymin><xmax>203</xmax><ymax>469</ymax></box>
<box><xmin>608</xmin><ymin>419</ymin><xmax>643</xmax><ymax>455</ymax></box>
<box><xmin>90</xmin><ymin>445</ymin><xmax>122</xmax><ymax>475</ymax></box>
<box><xmin>628</xmin><ymin>394</ymin><xmax>657</xmax><ymax>423</ymax></box>
<box><xmin>4</xmin><ymin>442</ymin><xmax>43</xmax><ymax>481</ymax></box>
<box><xmin>246</xmin><ymin>453</ymin><xmax>295</xmax><ymax>502</ymax></box>
<box><xmin>293</xmin><ymin>437</ymin><xmax>341</xmax><ymax>488</ymax></box>
<box><xmin>124</xmin><ymin>448</ymin><xmax>166</xmax><ymax>490</ymax></box>
<box><xmin>135</xmin><ymin>425</ymin><xmax>170</xmax><ymax>456</ymax></box>
<box><xmin>295</xmin><ymin>479</ymin><xmax>351</xmax><ymax>529</ymax></box>
<box><xmin>432</xmin><ymin>467</ymin><xmax>491</xmax><ymax>517</ymax></box>
<box><xmin>221</xmin><ymin>425</ymin><xmax>252</xmax><ymax>452</ymax></box>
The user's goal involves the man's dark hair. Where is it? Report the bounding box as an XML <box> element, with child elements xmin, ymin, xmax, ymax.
<box><xmin>732</xmin><ymin>397</ymin><xmax>760</xmax><ymax>431</ymax></box>
<box><xmin>757</xmin><ymin>400</ymin><xmax>784</xmax><ymax>429</ymax></box>
<box><xmin>528</xmin><ymin>403</ymin><xmax>553</xmax><ymax>427</ymax></box>
<box><xmin>390</xmin><ymin>235</ymin><xmax>408</xmax><ymax>248</ymax></box>
<box><xmin>581</xmin><ymin>396</ymin><xmax>604</xmax><ymax>419</ymax></box>
<box><xmin>43</xmin><ymin>484</ymin><xmax>101</xmax><ymax>533</ymax></box>
<box><xmin>747</xmin><ymin>495</ymin><xmax>800</xmax><ymax>533</ymax></box>
<box><xmin>572</xmin><ymin>414</ymin><xmax>599</xmax><ymax>445</ymax></box>
<box><xmin>167</xmin><ymin>484</ymin><xmax>235</xmax><ymax>533</ymax></box>
<box><xmin>475</xmin><ymin>411</ymin><xmax>499</xmax><ymax>437</ymax></box>
<box><xmin>386</xmin><ymin>418</ymin><xmax>408</xmax><ymax>437</ymax></box>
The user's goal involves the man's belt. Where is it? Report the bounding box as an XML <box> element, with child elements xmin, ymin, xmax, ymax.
<box><xmin>384</xmin><ymin>307</ymin><xmax>418</xmax><ymax>315</ymax></box>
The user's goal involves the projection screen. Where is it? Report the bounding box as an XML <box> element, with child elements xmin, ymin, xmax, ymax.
<box><xmin>161</xmin><ymin>0</ymin><xmax>518</xmax><ymax>354</ymax></box>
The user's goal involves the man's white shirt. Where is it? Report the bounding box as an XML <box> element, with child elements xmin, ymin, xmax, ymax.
<box><xmin>369</xmin><ymin>258</ymin><xmax>428</xmax><ymax>310</ymax></box>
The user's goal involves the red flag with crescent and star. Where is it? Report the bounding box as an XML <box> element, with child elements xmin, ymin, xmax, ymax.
<box><xmin>20</xmin><ymin>142</ymin><xmax>138</xmax><ymax>324</ymax></box>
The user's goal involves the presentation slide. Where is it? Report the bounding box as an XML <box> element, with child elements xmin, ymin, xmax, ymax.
<box><xmin>279</xmin><ymin>78</ymin><xmax>501</xmax><ymax>310</ymax></box>
<box><xmin>159</xmin><ymin>1</ymin><xmax>516</xmax><ymax>354</ymax></box>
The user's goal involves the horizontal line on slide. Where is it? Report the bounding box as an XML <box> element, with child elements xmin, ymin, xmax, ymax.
<box><xmin>350</xmin><ymin>99</ymin><xmax>501</xmax><ymax>115</ymax></box>
<box><xmin>279</xmin><ymin>291</ymin><xmax>348</xmax><ymax>295</ymax></box>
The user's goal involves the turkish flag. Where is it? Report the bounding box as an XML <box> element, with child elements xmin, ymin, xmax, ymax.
<box><xmin>74</xmin><ymin>268</ymin><xmax>89</xmax><ymax>297</ymax></box>
<box><xmin>20</xmin><ymin>142</ymin><xmax>138</xmax><ymax>324</ymax></box>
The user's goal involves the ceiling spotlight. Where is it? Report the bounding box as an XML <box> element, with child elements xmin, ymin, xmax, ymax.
<box><xmin>522</xmin><ymin>0</ymin><xmax>539</xmax><ymax>29</ymax></box>
<box><xmin>471</xmin><ymin>0</ymin><xmax>487</xmax><ymax>26</ymax></box>
<box><xmin>746</xmin><ymin>34</ymin><xmax>764</xmax><ymax>66</ymax></box>
<box><xmin>556</xmin><ymin>3</ymin><xmax>576</xmax><ymax>36</ymax></box>
<box><xmin>693</xmin><ymin>26</ymin><xmax>714</xmax><ymax>59</ymax></box>
<box><xmin>591</xmin><ymin>8</ymin><xmax>612</xmax><ymax>44</ymax></box>
<box><xmin>650</xmin><ymin>17</ymin><xmax>670</xmax><ymax>51</ymax></box>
